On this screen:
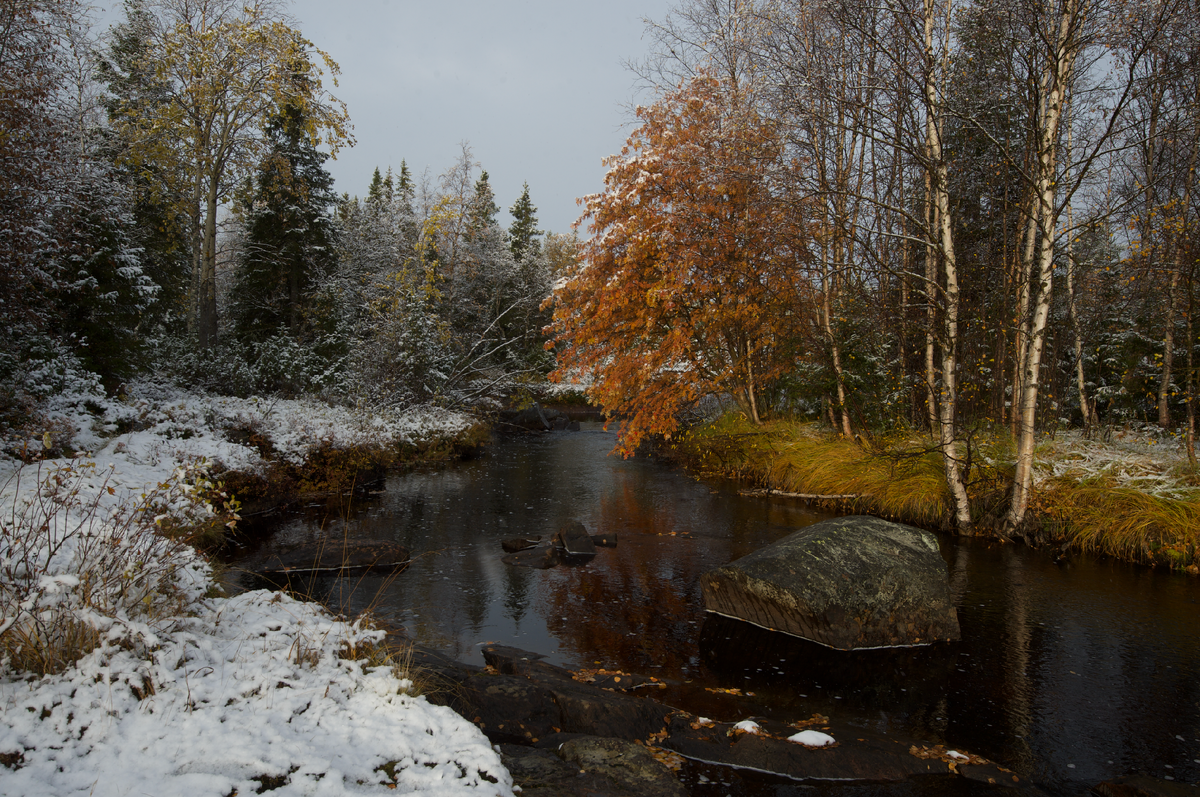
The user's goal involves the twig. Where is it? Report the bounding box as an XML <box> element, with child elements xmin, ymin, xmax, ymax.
<box><xmin>739</xmin><ymin>489</ymin><xmax>861</xmax><ymax>500</ymax></box>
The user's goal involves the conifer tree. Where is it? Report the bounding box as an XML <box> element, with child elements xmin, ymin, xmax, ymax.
<box><xmin>507</xmin><ymin>183</ymin><xmax>542</xmax><ymax>264</ymax></box>
<box><xmin>230</xmin><ymin>102</ymin><xmax>338</xmax><ymax>343</ymax></box>
<box><xmin>468</xmin><ymin>171</ymin><xmax>501</xmax><ymax>233</ymax></box>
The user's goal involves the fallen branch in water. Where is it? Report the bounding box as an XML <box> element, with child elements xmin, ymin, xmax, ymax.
<box><xmin>739</xmin><ymin>488</ymin><xmax>861</xmax><ymax>501</ymax></box>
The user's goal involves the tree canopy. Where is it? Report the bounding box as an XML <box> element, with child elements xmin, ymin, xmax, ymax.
<box><xmin>549</xmin><ymin>74</ymin><xmax>813</xmax><ymax>454</ymax></box>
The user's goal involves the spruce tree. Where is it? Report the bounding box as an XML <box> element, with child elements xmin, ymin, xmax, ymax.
<box><xmin>507</xmin><ymin>183</ymin><xmax>542</xmax><ymax>264</ymax></box>
<box><xmin>468</xmin><ymin>171</ymin><xmax>501</xmax><ymax>233</ymax></box>
<box><xmin>230</xmin><ymin>102</ymin><xmax>337</xmax><ymax>343</ymax></box>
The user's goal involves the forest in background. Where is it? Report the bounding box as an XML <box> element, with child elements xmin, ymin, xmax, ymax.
<box><xmin>4</xmin><ymin>0</ymin><xmax>1200</xmax><ymax>548</ymax></box>
<box><xmin>0</xmin><ymin>0</ymin><xmax>572</xmax><ymax>450</ymax></box>
<box><xmin>547</xmin><ymin>0</ymin><xmax>1200</xmax><ymax>539</ymax></box>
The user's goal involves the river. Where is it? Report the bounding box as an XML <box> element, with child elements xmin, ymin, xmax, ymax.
<box><xmin>229</xmin><ymin>422</ymin><xmax>1200</xmax><ymax>795</ymax></box>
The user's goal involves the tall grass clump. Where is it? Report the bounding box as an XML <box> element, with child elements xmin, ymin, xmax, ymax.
<box><xmin>1035</xmin><ymin>477</ymin><xmax>1200</xmax><ymax>569</ymax></box>
<box><xmin>0</xmin><ymin>459</ymin><xmax>232</xmax><ymax>675</ymax></box>
<box><xmin>671</xmin><ymin>414</ymin><xmax>953</xmax><ymax>528</ymax></box>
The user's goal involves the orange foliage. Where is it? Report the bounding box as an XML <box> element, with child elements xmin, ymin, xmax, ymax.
<box><xmin>548</xmin><ymin>74</ymin><xmax>814</xmax><ymax>455</ymax></box>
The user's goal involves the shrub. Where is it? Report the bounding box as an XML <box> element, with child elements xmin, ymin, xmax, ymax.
<box><xmin>0</xmin><ymin>458</ymin><xmax>231</xmax><ymax>675</ymax></box>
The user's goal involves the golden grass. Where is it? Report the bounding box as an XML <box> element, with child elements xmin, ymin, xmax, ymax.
<box><xmin>1034</xmin><ymin>477</ymin><xmax>1200</xmax><ymax>569</ymax></box>
<box><xmin>674</xmin><ymin>413</ymin><xmax>1200</xmax><ymax>571</ymax></box>
<box><xmin>672</xmin><ymin>415</ymin><xmax>952</xmax><ymax>527</ymax></box>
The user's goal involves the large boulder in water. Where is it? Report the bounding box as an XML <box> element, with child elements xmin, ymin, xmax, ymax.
<box><xmin>700</xmin><ymin>515</ymin><xmax>960</xmax><ymax>650</ymax></box>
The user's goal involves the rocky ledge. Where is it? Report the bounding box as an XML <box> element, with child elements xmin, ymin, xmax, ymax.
<box><xmin>409</xmin><ymin>642</ymin><xmax>1040</xmax><ymax>796</ymax></box>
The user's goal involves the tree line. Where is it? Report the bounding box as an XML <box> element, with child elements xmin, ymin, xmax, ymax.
<box><xmin>1</xmin><ymin>0</ymin><xmax>568</xmax><ymax>441</ymax></box>
<box><xmin>547</xmin><ymin>0</ymin><xmax>1199</xmax><ymax>536</ymax></box>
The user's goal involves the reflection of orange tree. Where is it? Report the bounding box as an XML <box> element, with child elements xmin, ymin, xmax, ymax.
<box><xmin>542</xmin><ymin>480</ymin><xmax>706</xmax><ymax>673</ymax></box>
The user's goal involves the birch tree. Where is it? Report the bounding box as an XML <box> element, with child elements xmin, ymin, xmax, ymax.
<box><xmin>1002</xmin><ymin>0</ymin><xmax>1173</xmax><ymax>534</ymax></box>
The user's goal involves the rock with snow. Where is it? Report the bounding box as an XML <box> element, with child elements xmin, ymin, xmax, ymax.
<box><xmin>700</xmin><ymin>515</ymin><xmax>960</xmax><ymax>650</ymax></box>
<box><xmin>790</xmin><ymin>730</ymin><xmax>837</xmax><ymax>747</ymax></box>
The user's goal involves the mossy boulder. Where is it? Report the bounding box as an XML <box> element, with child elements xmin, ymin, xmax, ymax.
<box><xmin>701</xmin><ymin>515</ymin><xmax>960</xmax><ymax>650</ymax></box>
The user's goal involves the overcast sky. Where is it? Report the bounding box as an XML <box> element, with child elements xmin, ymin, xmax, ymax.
<box><xmin>270</xmin><ymin>0</ymin><xmax>674</xmax><ymax>234</ymax></box>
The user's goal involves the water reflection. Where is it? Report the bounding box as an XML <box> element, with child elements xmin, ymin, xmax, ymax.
<box><xmin>229</xmin><ymin>424</ymin><xmax>1200</xmax><ymax>795</ymax></box>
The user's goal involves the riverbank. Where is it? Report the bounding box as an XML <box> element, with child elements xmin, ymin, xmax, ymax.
<box><xmin>666</xmin><ymin>413</ymin><xmax>1200</xmax><ymax>572</ymax></box>
<box><xmin>0</xmin><ymin>381</ymin><xmax>512</xmax><ymax>795</ymax></box>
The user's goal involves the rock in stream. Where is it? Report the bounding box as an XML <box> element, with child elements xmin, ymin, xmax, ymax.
<box><xmin>700</xmin><ymin>515</ymin><xmax>960</xmax><ymax>649</ymax></box>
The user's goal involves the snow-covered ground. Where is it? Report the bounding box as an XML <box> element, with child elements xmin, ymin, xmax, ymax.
<box><xmin>1</xmin><ymin>382</ymin><xmax>512</xmax><ymax>796</ymax></box>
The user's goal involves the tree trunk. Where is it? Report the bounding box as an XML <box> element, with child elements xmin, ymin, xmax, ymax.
<box><xmin>1160</xmin><ymin>91</ymin><xmax>1199</xmax><ymax>429</ymax></box>
<box><xmin>1065</xmin><ymin>197</ymin><xmax>1090</xmax><ymax>429</ymax></box>
<box><xmin>1005</xmin><ymin>0</ymin><xmax>1080</xmax><ymax>535</ymax></box>
<box><xmin>924</xmin><ymin>170</ymin><xmax>939</xmax><ymax>434</ymax></box>
<box><xmin>924</xmin><ymin>0</ymin><xmax>971</xmax><ymax>532</ymax></box>
<box><xmin>1158</xmin><ymin>270</ymin><xmax>1179</xmax><ymax>428</ymax></box>
<box><xmin>1187</xmin><ymin>297</ymin><xmax>1196</xmax><ymax>466</ymax></box>
<box><xmin>822</xmin><ymin>241</ymin><xmax>852</xmax><ymax>436</ymax></box>
<box><xmin>1011</xmin><ymin>195</ymin><xmax>1038</xmax><ymax>439</ymax></box>
<box><xmin>198</xmin><ymin>174</ymin><xmax>220</xmax><ymax>349</ymax></box>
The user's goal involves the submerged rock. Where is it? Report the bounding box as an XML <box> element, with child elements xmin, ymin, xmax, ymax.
<box><xmin>501</xmin><ymin>536</ymin><xmax>543</xmax><ymax>553</ymax></box>
<box><xmin>247</xmin><ymin>539</ymin><xmax>409</xmax><ymax>577</ymax></box>
<box><xmin>558</xmin><ymin>737</ymin><xmax>687</xmax><ymax>797</ymax></box>
<box><xmin>502</xmin><ymin>545</ymin><xmax>560</xmax><ymax>569</ymax></box>
<box><xmin>499</xmin><ymin>739</ymin><xmax>684</xmax><ymax>797</ymax></box>
<box><xmin>1091</xmin><ymin>775</ymin><xmax>1200</xmax><ymax>797</ymax></box>
<box><xmin>700</xmin><ymin>515</ymin><xmax>960</xmax><ymax>649</ymax></box>
<box><xmin>416</xmin><ymin>643</ymin><xmax>1026</xmax><ymax>792</ymax></box>
<box><xmin>590</xmin><ymin>532</ymin><xmax>618</xmax><ymax>548</ymax></box>
<box><xmin>555</xmin><ymin>520</ymin><xmax>597</xmax><ymax>557</ymax></box>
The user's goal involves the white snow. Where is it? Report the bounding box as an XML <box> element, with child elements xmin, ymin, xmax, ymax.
<box><xmin>1</xmin><ymin>383</ymin><xmax>511</xmax><ymax>796</ymax></box>
<box><xmin>0</xmin><ymin>590</ymin><xmax>512</xmax><ymax>796</ymax></box>
<box><xmin>732</xmin><ymin>720</ymin><xmax>761</xmax><ymax>734</ymax></box>
<box><xmin>788</xmin><ymin>730</ymin><xmax>836</xmax><ymax>747</ymax></box>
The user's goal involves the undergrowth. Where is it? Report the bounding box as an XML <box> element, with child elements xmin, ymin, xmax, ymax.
<box><xmin>669</xmin><ymin>414</ymin><xmax>954</xmax><ymax>528</ymax></box>
<box><xmin>0</xmin><ymin>459</ymin><xmax>232</xmax><ymax>675</ymax></box>
<box><xmin>1032</xmin><ymin>478</ymin><xmax>1200</xmax><ymax>570</ymax></box>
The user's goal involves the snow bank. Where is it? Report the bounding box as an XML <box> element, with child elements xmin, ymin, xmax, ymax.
<box><xmin>2</xmin><ymin>380</ymin><xmax>480</xmax><ymax>493</ymax></box>
<box><xmin>0</xmin><ymin>590</ymin><xmax>512</xmax><ymax>796</ymax></box>
<box><xmin>1</xmin><ymin>383</ymin><xmax>510</xmax><ymax>796</ymax></box>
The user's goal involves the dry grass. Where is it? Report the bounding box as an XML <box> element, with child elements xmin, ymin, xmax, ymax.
<box><xmin>674</xmin><ymin>414</ymin><xmax>1200</xmax><ymax>570</ymax></box>
<box><xmin>0</xmin><ymin>459</ymin><xmax>226</xmax><ymax>675</ymax></box>
<box><xmin>1034</xmin><ymin>477</ymin><xmax>1200</xmax><ymax>568</ymax></box>
<box><xmin>672</xmin><ymin>415</ymin><xmax>954</xmax><ymax>527</ymax></box>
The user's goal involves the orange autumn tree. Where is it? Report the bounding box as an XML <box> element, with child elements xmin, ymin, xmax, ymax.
<box><xmin>548</xmin><ymin>74</ymin><xmax>812</xmax><ymax>455</ymax></box>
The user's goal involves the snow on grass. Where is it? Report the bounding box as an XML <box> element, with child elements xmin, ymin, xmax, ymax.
<box><xmin>2</xmin><ymin>383</ymin><xmax>511</xmax><ymax>795</ymax></box>
<box><xmin>3</xmin><ymin>379</ymin><xmax>480</xmax><ymax>496</ymax></box>
<box><xmin>1032</xmin><ymin>426</ymin><xmax>1197</xmax><ymax>499</ymax></box>
<box><xmin>0</xmin><ymin>590</ymin><xmax>512</xmax><ymax>796</ymax></box>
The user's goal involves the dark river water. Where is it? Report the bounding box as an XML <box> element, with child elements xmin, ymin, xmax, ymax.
<box><xmin>230</xmin><ymin>423</ymin><xmax>1200</xmax><ymax>796</ymax></box>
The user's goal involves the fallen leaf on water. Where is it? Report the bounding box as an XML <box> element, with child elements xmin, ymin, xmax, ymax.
<box><xmin>909</xmin><ymin>744</ymin><xmax>989</xmax><ymax>766</ymax></box>
<box><xmin>788</xmin><ymin>713</ymin><xmax>829</xmax><ymax>729</ymax></box>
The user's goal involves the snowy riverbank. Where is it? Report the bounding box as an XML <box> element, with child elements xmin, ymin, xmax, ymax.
<box><xmin>1</xmin><ymin>382</ymin><xmax>512</xmax><ymax>796</ymax></box>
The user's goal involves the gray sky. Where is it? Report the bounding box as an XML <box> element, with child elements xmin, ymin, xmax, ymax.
<box><xmin>281</xmin><ymin>0</ymin><xmax>674</xmax><ymax>234</ymax></box>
